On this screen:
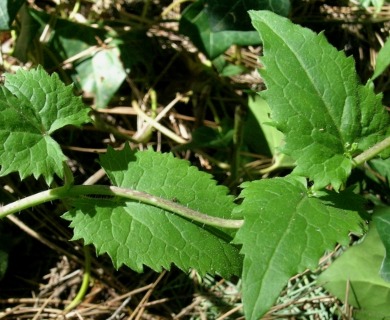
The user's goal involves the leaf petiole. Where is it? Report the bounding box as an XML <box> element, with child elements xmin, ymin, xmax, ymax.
<box><xmin>0</xmin><ymin>184</ymin><xmax>244</xmax><ymax>229</ymax></box>
<box><xmin>353</xmin><ymin>136</ymin><xmax>390</xmax><ymax>166</ymax></box>
<box><xmin>0</xmin><ymin>187</ymin><xmax>65</xmax><ymax>219</ymax></box>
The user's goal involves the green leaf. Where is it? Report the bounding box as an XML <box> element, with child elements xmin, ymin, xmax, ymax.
<box><xmin>318</xmin><ymin>220</ymin><xmax>390</xmax><ymax>320</ymax></box>
<box><xmin>369</xmin><ymin>158</ymin><xmax>390</xmax><ymax>186</ymax></box>
<box><xmin>63</xmin><ymin>145</ymin><xmax>242</xmax><ymax>277</ymax></box>
<box><xmin>178</xmin><ymin>125</ymin><xmax>233</xmax><ymax>151</ymax></box>
<box><xmin>0</xmin><ymin>0</ymin><xmax>25</xmax><ymax>30</ymax></box>
<box><xmin>248</xmin><ymin>96</ymin><xmax>282</xmax><ymax>156</ymax></box>
<box><xmin>250</xmin><ymin>10</ymin><xmax>390</xmax><ymax>190</ymax></box>
<box><xmin>373</xmin><ymin>207</ymin><xmax>390</xmax><ymax>281</ymax></box>
<box><xmin>246</xmin><ymin>95</ymin><xmax>295</xmax><ymax>171</ymax></box>
<box><xmin>179</xmin><ymin>0</ymin><xmax>290</xmax><ymax>59</ymax></box>
<box><xmin>0</xmin><ymin>66</ymin><xmax>90</xmax><ymax>184</ymax></box>
<box><xmin>233</xmin><ymin>176</ymin><xmax>364</xmax><ymax>319</ymax></box>
<box><xmin>26</xmin><ymin>9</ymin><xmax>135</xmax><ymax>109</ymax></box>
<box><xmin>372</xmin><ymin>36</ymin><xmax>390</xmax><ymax>80</ymax></box>
<box><xmin>219</xmin><ymin>63</ymin><xmax>247</xmax><ymax>77</ymax></box>
<box><xmin>76</xmin><ymin>46</ymin><xmax>127</xmax><ymax>109</ymax></box>
<box><xmin>12</xmin><ymin>6</ymin><xmax>40</xmax><ymax>62</ymax></box>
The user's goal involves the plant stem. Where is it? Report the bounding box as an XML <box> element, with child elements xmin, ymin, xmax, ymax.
<box><xmin>0</xmin><ymin>185</ymin><xmax>244</xmax><ymax>229</ymax></box>
<box><xmin>68</xmin><ymin>185</ymin><xmax>244</xmax><ymax>229</ymax></box>
<box><xmin>353</xmin><ymin>136</ymin><xmax>390</xmax><ymax>166</ymax></box>
<box><xmin>64</xmin><ymin>245</ymin><xmax>91</xmax><ymax>312</ymax></box>
<box><xmin>0</xmin><ymin>187</ymin><xmax>66</xmax><ymax>219</ymax></box>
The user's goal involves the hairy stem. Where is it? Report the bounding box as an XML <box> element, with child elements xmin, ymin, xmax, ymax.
<box><xmin>0</xmin><ymin>187</ymin><xmax>64</xmax><ymax>219</ymax></box>
<box><xmin>69</xmin><ymin>185</ymin><xmax>244</xmax><ymax>229</ymax></box>
<box><xmin>353</xmin><ymin>136</ymin><xmax>390</xmax><ymax>166</ymax></box>
<box><xmin>0</xmin><ymin>185</ymin><xmax>244</xmax><ymax>229</ymax></box>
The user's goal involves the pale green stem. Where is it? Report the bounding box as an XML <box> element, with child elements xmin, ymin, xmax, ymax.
<box><xmin>64</xmin><ymin>246</ymin><xmax>91</xmax><ymax>312</ymax></box>
<box><xmin>69</xmin><ymin>0</ymin><xmax>81</xmax><ymax>20</ymax></box>
<box><xmin>0</xmin><ymin>187</ymin><xmax>65</xmax><ymax>219</ymax></box>
<box><xmin>0</xmin><ymin>185</ymin><xmax>243</xmax><ymax>229</ymax></box>
<box><xmin>353</xmin><ymin>136</ymin><xmax>390</xmax><ymax>166</ymax></box>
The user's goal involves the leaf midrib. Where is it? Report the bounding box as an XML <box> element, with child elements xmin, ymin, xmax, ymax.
<box><xmin>246</xmin><ymin>183</ymin><xmax>306</xmax><ymax>316</ymax></box>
